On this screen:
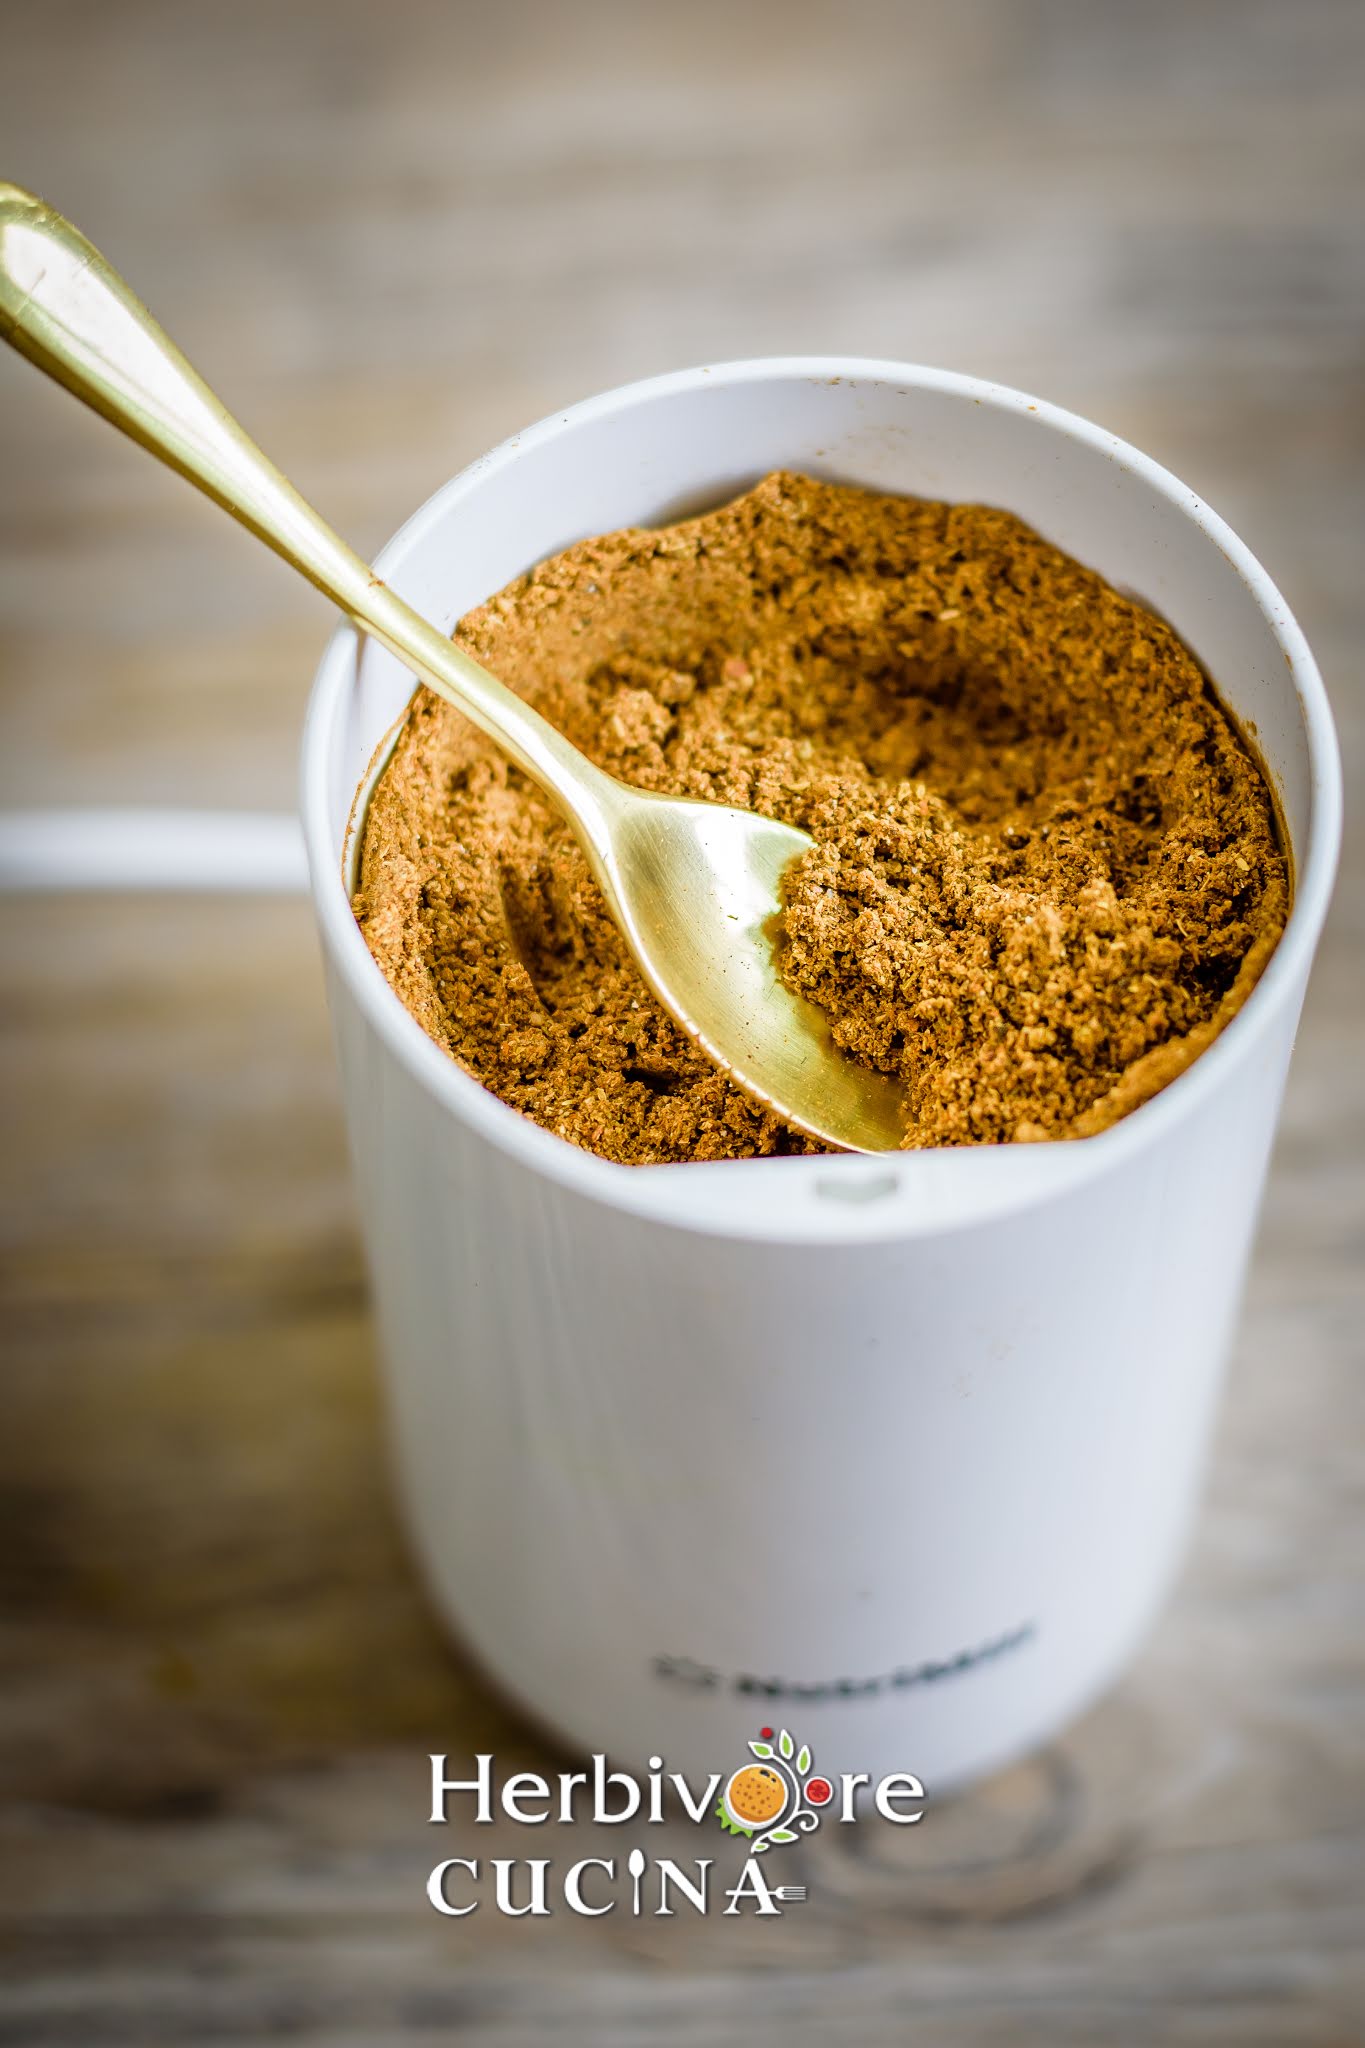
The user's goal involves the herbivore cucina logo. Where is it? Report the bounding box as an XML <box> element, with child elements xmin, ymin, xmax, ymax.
<box><xmin>427</xmin><ymin>1729</ymin><xmax>925</xmax><ymax>1918</ymax></box>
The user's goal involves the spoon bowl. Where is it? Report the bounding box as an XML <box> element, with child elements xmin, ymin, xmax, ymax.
<box><xmin>591</xmin><ymin>786</ymin><xmax>906</xmax><ymax>1149</ymax></box>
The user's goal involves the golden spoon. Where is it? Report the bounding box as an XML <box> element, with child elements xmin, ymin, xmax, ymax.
<box><xmin>0</xmin><ymin>183</ymin><xmax>906</xmax><ymax>1153</ymax></box>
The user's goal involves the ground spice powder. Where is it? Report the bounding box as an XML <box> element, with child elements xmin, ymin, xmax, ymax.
<box><xmin>354</xmin><ymin>473</ymin><xmax>1288</xmax><ymax>1164</ymax></box>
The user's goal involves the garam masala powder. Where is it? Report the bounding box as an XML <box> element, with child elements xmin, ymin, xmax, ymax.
<box><xmin>354</xmin><ymin>472</ymin><xmax>1288</xmax><ymax>1164</ymax></box>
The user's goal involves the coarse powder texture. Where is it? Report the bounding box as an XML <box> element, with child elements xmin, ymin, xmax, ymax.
<box><xmin>354</xmin><ymin>472</ymin><xmax>1288</xmax><ymax>1164</ymax></box>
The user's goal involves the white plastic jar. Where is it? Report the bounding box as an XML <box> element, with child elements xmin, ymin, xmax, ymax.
<box><xmin>302</xmin><ymin>361</ymin><xmax>1340</xmax><ymax>1789</ymax></box>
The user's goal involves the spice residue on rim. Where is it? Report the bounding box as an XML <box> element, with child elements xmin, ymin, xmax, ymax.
<box><xmin>353</xmin><ymin>472</ymin><xmax>1288</xmax><ymax>1164</ymax></box>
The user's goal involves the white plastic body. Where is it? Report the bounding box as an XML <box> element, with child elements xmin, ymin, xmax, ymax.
<box><xmin>301</xmin><ymin>362</ymin><xmax>1340</xmax><ymax>1790</ymax></box>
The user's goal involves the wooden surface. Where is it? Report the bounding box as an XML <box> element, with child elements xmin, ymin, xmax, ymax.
<box><xmin>1</xmin><ymin>2</ymin><xmax>1363</xmax><ymax>2041</ymax></box>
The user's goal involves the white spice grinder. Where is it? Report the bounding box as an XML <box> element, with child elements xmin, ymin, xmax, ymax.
<box><xmin>303</xmin><ymin>360</ymin><xmax>1339</xmax><ymax>1789</ymax></box>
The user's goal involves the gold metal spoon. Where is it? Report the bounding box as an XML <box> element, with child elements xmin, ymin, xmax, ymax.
<box><xmin>0</xmin><ymin>183</ymin><xmax>906</xmax><ymax>1152</ymax></box>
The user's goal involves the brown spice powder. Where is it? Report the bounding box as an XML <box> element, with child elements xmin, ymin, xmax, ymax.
<box><xmin>354</xmin><ymin>472</ymin><xmax>1288</xmax><ymax>1164</ymax></box>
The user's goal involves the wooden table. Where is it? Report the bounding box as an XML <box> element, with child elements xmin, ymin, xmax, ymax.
<box><xmin>2</xmin><ymin>2</ymin><xmax>1362</xmax><ymax>2040</ymax></box>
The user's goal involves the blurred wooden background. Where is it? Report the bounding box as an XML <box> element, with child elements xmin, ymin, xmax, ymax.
<box><xmin>1</xmin><ymin>1</ymin><xmax>1362</xmax><ymax>2042</ymax></box>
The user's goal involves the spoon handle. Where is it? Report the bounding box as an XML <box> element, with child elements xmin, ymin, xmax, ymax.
<box><xmin>0</xmin><ymin>184</ymin><xmax>611</xmax><ymax>828</ymax></box>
